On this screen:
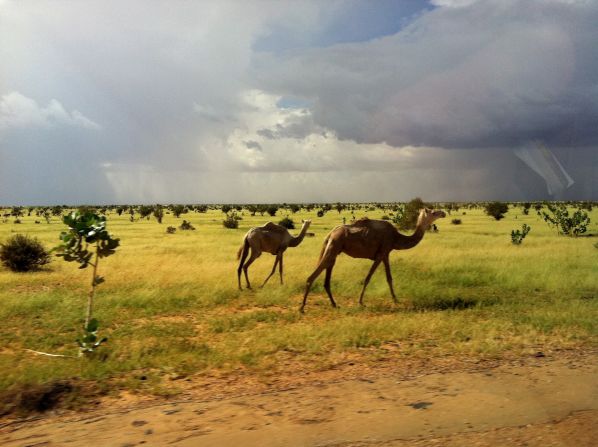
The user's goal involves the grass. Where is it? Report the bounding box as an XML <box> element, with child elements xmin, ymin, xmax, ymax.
<box><xmin>0</xmin><ymin>204</ymin><xmax>597</xmax><ymax>410</ymax></box>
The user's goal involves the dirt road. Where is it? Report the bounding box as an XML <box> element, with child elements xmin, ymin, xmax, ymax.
<box><xmin>1</xmin><ymin>354</ymin><xmax>596</xmax><ymax>447</ymax></box>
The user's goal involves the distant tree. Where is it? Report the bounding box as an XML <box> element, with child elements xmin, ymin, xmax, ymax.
<box><xmin>221</xmin><ymin>204</ymin><xmax>232</xmax><ymax>214</ymax></box>
<box><xmin>396</xmin><ymin>198</ymin><xmax>427</xmax><ymax>230</ymax></box>
<box><xmin>485</xmin><ymin>202</ymin><xmax>509</xmax><ymax>220</ymax></box>
<box><xmin>171</xmin><ymin>205</ymin><xmax>186</xmax><ymax>218</ymax></box>
<box><xmin>278</xmin><ymin>217</ymin><xmax>295</xmax><ymax>229</ymax></box>
<box><xmin>153</xmin><ymin>205</ymin><xmax>164</xmax><ymax>223</ymax></box>
<box><xmin>138</xmin><ymin>205</ymin><xmax>153</xmax><ymax>219</ymax></box>
<box><xmin>267</xmin><ymin>205</ymin><xmax>278</xmax><ymax>217</ymax></box>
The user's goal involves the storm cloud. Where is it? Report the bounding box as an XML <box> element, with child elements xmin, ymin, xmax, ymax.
<box><xmin>0</xmin><ymin>0</ymin><xmax>595</xmax><ymax>204</ymax></box>
<box><xmin>256</xmin><ymin>0</ymin><xmax>598</xmax><ymax>150</ymax></box>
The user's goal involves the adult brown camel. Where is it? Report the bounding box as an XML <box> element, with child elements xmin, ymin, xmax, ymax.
<box><xmin>237</xmin><ymin>219</ymin><xmax>312</xmax><ymax>290</ymax></box>
<box><xmin>300</xmin><ymin>208</ymin><xmax>446</xmax><ymax>312</ymax></box>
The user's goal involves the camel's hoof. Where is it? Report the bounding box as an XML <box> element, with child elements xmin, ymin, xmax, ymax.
<box><xmin>299</xmin><ymin>307</ymin><xmax>305</xmax><ymax>314</ymax></box>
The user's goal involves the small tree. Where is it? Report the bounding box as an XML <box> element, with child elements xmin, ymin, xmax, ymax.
<box><xmin>267</xmin><ymin>205</ymin><xmax>278</xmax><ymax>217</ymax></box>
<box><xmin>485</xmin><ymin>202</ymin><xmax>509</xmax><ymax>220</ymax></box>
<box><xmin>540</xmin><ymin>203</ymin><xmax>590</xmax><ymax>237</ymax></box>
<box><xmin>54</xmin><ymin>211</ymin><xmax>119</xmax><ymax>356</ymax></box>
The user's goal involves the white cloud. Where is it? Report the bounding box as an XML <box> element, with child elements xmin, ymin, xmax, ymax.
<box><xmin>0</xmin><ymin>91</ymin><xmax>100</xmax><ymax>131</ymax></box>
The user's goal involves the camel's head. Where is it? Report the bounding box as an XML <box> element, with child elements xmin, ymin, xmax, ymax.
<box><xmin>301</xmin><ymin>219</ymin><xmax>312</xmax><ymax>229</ymax></box>
<box><xmin>417</xmin><ymin>208</ymin><xmax>446</xmax><ymax>228</ymax></box>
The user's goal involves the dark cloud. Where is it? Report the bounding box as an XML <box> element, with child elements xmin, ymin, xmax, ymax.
<box><xmin>255</xmin><ymin>0</ymin><xmax>598</xmax><ymax>150</ymax></box>
<box><xmin>244</xmin><ymin>140</ymin><xmax>263</xmax><ymax>151</ymax></box>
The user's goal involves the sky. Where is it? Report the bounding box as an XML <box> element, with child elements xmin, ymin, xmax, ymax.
<box><xmin>0</xmin><ymin>0</ymin><xmax>596</xmax><ymax>205</ymax></box>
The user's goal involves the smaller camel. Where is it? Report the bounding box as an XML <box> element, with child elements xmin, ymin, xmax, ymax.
<box><xmin>237</xmin><ymin>219</ymin><xmax>312</xmax><ymax>290</ymax></box>
<box><xmin>301</xmin><ymin>208</ymin><xmax>446</xmax><ymax>312</ymax></box>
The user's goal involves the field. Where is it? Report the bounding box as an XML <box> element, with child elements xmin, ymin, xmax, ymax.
<box><xmin>1</xmin><ymin>204</ymin><xmax>597</xmax><ymax>414</ymax></box>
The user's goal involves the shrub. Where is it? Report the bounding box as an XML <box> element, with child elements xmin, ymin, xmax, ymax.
<box><xmin>166</xmin><ymin>226</ymin><xmax>176</xmax><ymax>234</ymax></box>
<box><xmin>223</xmin><ymin>212</ymin><xmax>239</xmax><ymax>229</ymax></box>
<box><xmin>0</xmin><ymin>234</ymin><xmax>51</xmax><ymax>272</ymax></box>
<box><xmin>278</xmin><ymin>217</ymin><xmax>295</xmax><ymax>229</ymax></box>
<box><xmin>451</xmin><ymin>218</ymin><xmax>462</xmax><ymax>225</ymax></box>
<box><xmin>511</xmin><ymin>224</ymin><xmax>531</xmax><ymax>245</ymax></box>
<box><xmin>485</xmin><ymin>202</ymin><xmax>509</xmax><ymax>220</ymax></box>
<box><xmin>179</xmin><ymin>220</ymin><xmax>195</xmax><ymax>231</ymax></box>
<box><xmin>267</xmin><ymin>205</ymin><xmax>278</xmax><ymax>217</ymax></box>
<box><xmin>317</xmin><ymin>210</ymin><xmax>325</xmax><ymax>218</ymax></box>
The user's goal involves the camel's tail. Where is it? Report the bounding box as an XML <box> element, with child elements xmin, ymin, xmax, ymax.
<box><xmin>317</xmin><ymin>233</ymin><xmax>331</xmax><ymax>264</ymax></box>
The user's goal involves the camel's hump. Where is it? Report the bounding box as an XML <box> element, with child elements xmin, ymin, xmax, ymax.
<box><xmin>258</xmin><ymin>222</ymin><xmax>287</xmax><ymax>233</ymax></box>
<box><xmin>345</xmin><ymin>218</ymin><xmax>394</xmax><ymax>233</ymax></box>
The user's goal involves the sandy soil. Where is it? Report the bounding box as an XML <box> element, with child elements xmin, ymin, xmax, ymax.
<box><xmin>1</xmin><ymin>353</ymin><xmax>596</xmax><ymax>447</ymax></box>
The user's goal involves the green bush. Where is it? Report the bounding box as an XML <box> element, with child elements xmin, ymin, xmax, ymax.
<box><xmin>0</xmin><ymin>234</ymin><xmax>51</xmax><ymax>272</ymax></box>
<box><xmin>278</xmin><ymin>217</ymin><xmax>295</xmax><ymax>229</ymax></box>
<box><xmin>223</xmin><ymin>212</ymin><xmax>239</xmax><ymax>229</ymax></box>
<box><xmin>179</xmin><ymin>220</ymin><xmax>195</xmax><ymax>231</ymax></box>
<box><xmin>451</xmin><ymin>218</ymin><xmax>462</xmax><ymax>225</ymax></box>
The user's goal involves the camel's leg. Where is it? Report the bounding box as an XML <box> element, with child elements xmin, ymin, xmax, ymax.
<box><xmin>359</xmin><ymin>259</ymin><xmax>382</xmax><ymax>306</ymax></box>
<box><xmin>323</xmin><ymin>261</ymin><xmax>337</xmax><ymax>309</ymax></box>
<box><xmin>261</xmin><ymin>253</ymin><xmax>281</xmax><ymax>287</ymax></box>
<box><xmin>242</xmin><ymin>250</ymin><xmax>260</xmax><ymax>289</ymax></box>
<box><xmin>279</xmin><ymin>253</ymin><xmax>284</xmax><ymax>284</ymax></box>
<box><xmin>237</xmin><ymin>239</ymin><xmax>249</xmax><ymax>290</ymax></box>
<box><xmin>301</xmin><ymin>264</ymin><xmax>327</xmax><ymax>313</ymax></box>
<box><xmin>383</xmin><ymin>257</ymin><xmax>398</xmax><ymax>304</ymax></box>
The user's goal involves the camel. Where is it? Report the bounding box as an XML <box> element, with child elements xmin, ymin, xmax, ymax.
<box><xmin>300</xmin><ymin>208</ymin><xmax>446</xmax><ymax>312</ymax></box>
<box><xmin>237</xmin><ymin>219</ymin><xmax>312</xmax><ymax>290</ymax></box>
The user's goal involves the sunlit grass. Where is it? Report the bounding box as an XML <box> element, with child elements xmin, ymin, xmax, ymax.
<box><xmin>0</xmin><ymin>205</ymin><xmax>597</xmax><ymax>400</ymax></box>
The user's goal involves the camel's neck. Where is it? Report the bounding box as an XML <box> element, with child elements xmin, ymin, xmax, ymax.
<box><xmin>288</xmin><ymin>223</ymin><xmax>310</xmax><ymax>247</ymax></box>
<box><xmin>393</xmin><ymin>223</ymin><xmax>426</xmax><ymax>250</ymax></box>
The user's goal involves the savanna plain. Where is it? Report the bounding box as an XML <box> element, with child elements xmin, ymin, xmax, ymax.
<box><xmin>1</xmin><ymin>204</ymin><xmax>597</xmax><ymax>446</ymax></box>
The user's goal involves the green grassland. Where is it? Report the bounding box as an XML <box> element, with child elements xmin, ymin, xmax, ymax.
<box><xmin>1</xmin><ymin>205</ymin><xmax>597</xmax><ymax>404</ymax></box>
